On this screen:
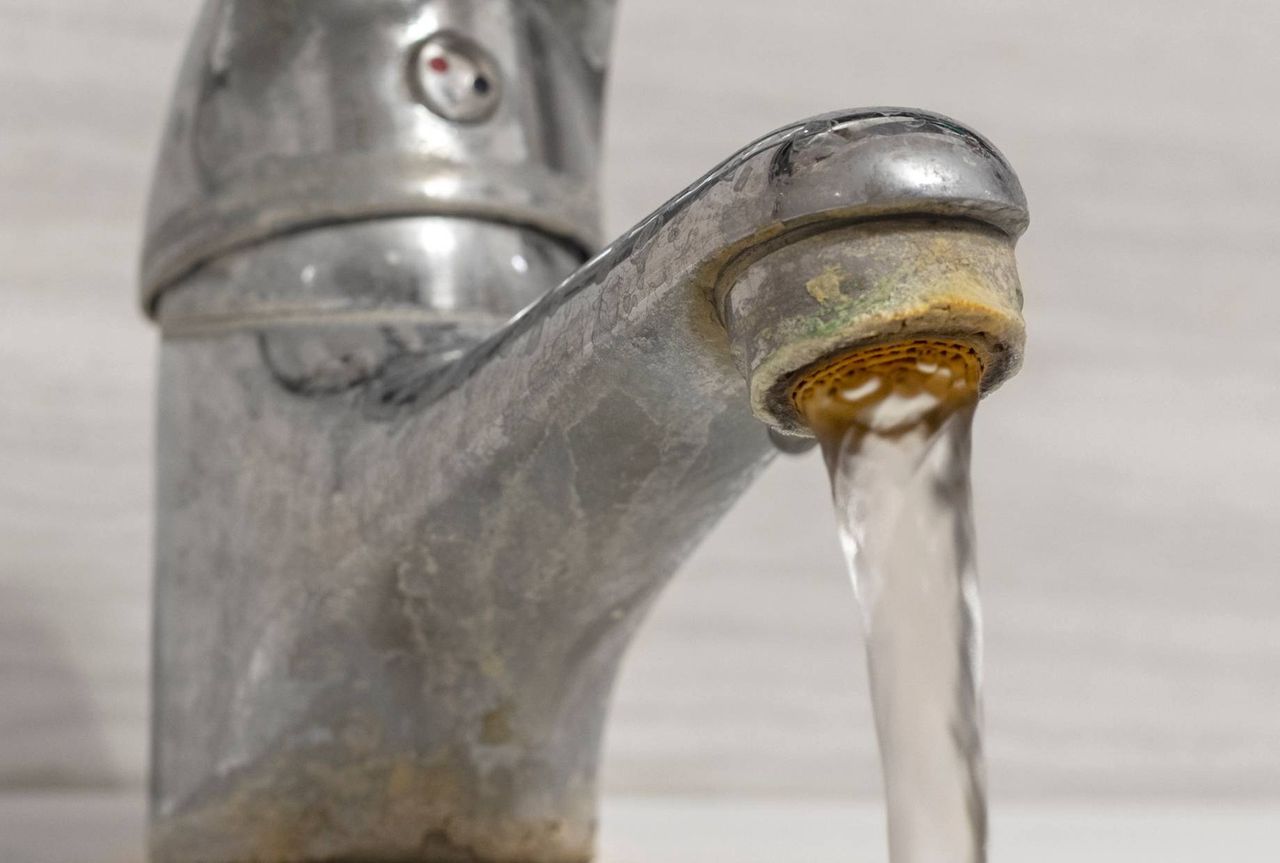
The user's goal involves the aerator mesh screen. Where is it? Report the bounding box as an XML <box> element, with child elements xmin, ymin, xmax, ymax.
<box><xmin>789</xmin><ymin>338</ymin><xmax>984</xmax><ymax>429</ymax></box>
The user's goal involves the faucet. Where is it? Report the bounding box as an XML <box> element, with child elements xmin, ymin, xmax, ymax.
<box><xmin>141</xmin><ymin>1</ymin><xmax>1028</xmax><ymax>860</ymax></box>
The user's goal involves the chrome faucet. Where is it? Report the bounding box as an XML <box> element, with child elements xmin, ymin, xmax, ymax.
<box><xmin>141</xmin><ymin>2</ymin><xmax>1028</xmax><ymax>860</ymax></box>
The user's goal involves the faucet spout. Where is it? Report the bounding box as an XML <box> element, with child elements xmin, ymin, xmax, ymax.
<box><xmin>142</xmin><ymin>4</ymin><xmax>1028</xmax><ymax>862</ymax></box>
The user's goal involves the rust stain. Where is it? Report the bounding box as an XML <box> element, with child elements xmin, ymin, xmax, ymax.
<box><xmin>150</xmin><ymin>747</ymin><xmax>592</xmax><ymax>863</ymax></box>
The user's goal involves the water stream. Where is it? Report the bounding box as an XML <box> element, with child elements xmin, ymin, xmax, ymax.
<box><xmin>797</xmin><ymin>344</ymin><xmax>986</xmax><ymax>863</ymax></box>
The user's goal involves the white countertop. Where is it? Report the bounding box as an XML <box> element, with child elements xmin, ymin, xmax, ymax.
<box><xmin>3</xmin><ymin>794</ymin><xmax>1277</xmax><ymax>863</ymax></box>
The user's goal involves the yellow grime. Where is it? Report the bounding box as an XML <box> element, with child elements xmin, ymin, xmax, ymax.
<box><xmin>805</xmin><ymin>264</ymin><xmax>848</xmax><ymax>305</ymax></box>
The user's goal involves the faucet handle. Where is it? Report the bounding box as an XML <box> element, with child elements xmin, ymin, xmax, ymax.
<box><xmin>140</xmin><ymin>0</ymin><xmax>616</xmax><ymax>317</ymax></box>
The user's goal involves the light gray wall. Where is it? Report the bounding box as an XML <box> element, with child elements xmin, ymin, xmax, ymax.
<box><xmin>3</xmin><ymin>0</ymin><xmax>1279</xmax><ymax>800</ymax></box>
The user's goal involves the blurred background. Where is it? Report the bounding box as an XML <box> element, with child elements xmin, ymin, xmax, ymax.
<box><xmin>3</xmin><ymin>0</ymin><xmax>1279</xmax><ymax>858</ymax></box>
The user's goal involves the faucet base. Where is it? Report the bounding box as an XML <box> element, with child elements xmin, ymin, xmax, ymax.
<box><xmin>151</xmin><ymin>752</ymin><xmax>595</xmax><ymax>862</ymax></box>
<box><xmin>150</xmin><ymin>311</ymin><xmax>770</xmax><ymax>862</ymax></box>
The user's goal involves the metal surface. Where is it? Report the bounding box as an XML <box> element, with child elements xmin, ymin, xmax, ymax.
<box><xmin>142</xmin><ymin>3</ymin><xmax>1027</xmax><ymax>861</ymax></box>
<box><xmin>157</xmin><ymin>217</ymin><xmax>582</xmax><ymax>339</ymax></box>
<box><xmin>140</xmin><ymin>0</ymin><xmax>612</xmax><ymax>313</ymax></box>
<box><xmin>150</xmin><ymin>107</ymin><xmax>1026</xmax><ymax>862</ymax></box>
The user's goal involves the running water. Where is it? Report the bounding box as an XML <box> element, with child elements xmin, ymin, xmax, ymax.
<box><xmin>795</xmin><ymin>343</ymin><xmax>986</xmax><ymax>863</ymax></box>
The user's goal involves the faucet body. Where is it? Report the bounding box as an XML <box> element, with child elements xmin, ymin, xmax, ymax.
<box><xmin>142</xmin><ymin>2</ymin><xmax>1027</xmax><ymax>860</ymax></box>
